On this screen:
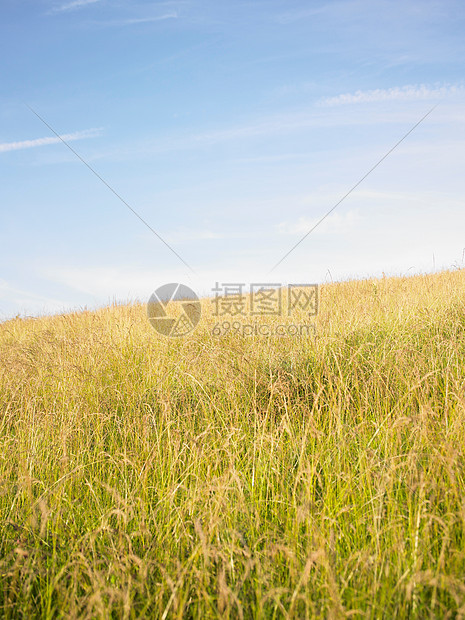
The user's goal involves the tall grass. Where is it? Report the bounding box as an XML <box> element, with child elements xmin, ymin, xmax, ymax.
<box><xmin>1</xmin><ymin>270</ymin><xmax>465</xmax><ymax>618</ymax></box>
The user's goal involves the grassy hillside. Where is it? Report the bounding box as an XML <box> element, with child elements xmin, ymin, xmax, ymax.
<box><xmin>1</xmin><ymin>270</ymin><xmax>465</xmax><ymax>618</ymax></box>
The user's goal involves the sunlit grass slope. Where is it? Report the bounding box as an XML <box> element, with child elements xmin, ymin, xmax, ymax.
<box><xmin>1</xmin><ymin>270</ymin><xmax>465</xmax><ymax>618</ymax></box>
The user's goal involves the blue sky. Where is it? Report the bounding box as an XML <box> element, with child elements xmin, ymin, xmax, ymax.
<box><xmin>1</xmin><ymin>0</ymin><xmax>465</xmax><ymax>318</ymax></box>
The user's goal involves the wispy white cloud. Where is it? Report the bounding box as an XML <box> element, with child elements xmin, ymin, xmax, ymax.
<box><xmin>274</xmin><ymin>6</ymin><xmax>326</xmax><ymax>24</ymax></box>
<box><xmin>112</xmin><ymin>13</ymin><xmax>178</xmax><ymax>26</ymax></box>
<box><xmin>0</xmin><ymin>128</ymin><xmax>102</xmax><ymax>154</ymax></box>
<box><xmin>54</xmin><ymin>0</ymin><xmax>101</xmax><ymax>12</ymax></box>
<box><xmin>164</xmin><ymin>228</ymin><xmax>223</xmax><ymax>243</ymax></box>
<box><xmin>0</xmin><ymin>279</ymin><xmax>73</xmax><ymax>320</ymax></box>
<box><xmin>277</xmin><ymin>209</ymin><xmax>362</xmax><ymax>236</ymax></box>
<box><xmin>318</xmin><ymin>83</ymin><xmax>465</xmax><ymax>107</ymax></box>
<box><xmin>141</xmin><ymin>108</ymin><xmax>431</xmax><ymax>153</ymax></box>
<box><xmin>38</xmin><ymin>265</ymin><xmax>184</xmax><ymax>299</ymax></box>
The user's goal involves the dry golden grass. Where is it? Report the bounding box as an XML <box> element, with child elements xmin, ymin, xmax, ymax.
<box><xmin>1</xmin><ymin>269</ymin><xmax>465</xmax><ymax>618</ymax></box>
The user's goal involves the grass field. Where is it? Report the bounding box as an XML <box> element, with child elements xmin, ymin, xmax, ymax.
<box><xmin>1</xmin><ymin>269</ymin><xmax>465</xmax><ymax>618</ymax></box>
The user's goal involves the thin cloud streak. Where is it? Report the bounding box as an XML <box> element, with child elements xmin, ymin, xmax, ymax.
<box><xmin>85</xmin><ymin>102</ymin><xmax>455</xmax><ymax>164</ymax></box>
<box><xmin>0</xmin><ymin>128</ymin><xmax>102</xmax><ymax>154</ymax></box>
<box><xmin>318</xmin><ymin>83</ymin><xmax>464</xmax><ymax>107</ymax></box>
<box><xmin>54</xmin><ymin>0</ymin><xmax>101</xmax><ymax>12</ymax></box>
<box><xmin>102</xmin><ymin>13</ymin><xmax>178</xmax><ymax>27</ymax></box>
<box><xmin>274</xmin><ymin>6</ymin><xmax>326</xmax><ymax>24</ymax></box>
<box><xmin>0</xmin><ymin>279</ymin><xmax>73</xmax><ymax>320</ymax></box>
<box><xmin>164</xmin><ymin>228</ymin><xmax>223</xmax><ymax>243</ymax></box>
<box><xmin>147</xmin><ymin>104</ymin><xmax>444</xmax><ymax>151</ymax></box>
<box><xmin>277</xmin><ymin>210</ymin><xmax>361</xmax><ymax>236</ymax></box>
